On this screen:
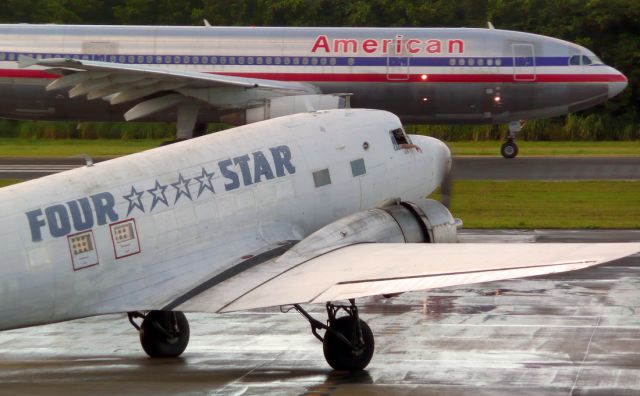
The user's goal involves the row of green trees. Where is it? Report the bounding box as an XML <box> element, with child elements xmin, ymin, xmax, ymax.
<box><xmin>0</xmin><ymin>0</ymin><xmax>638</xmax><ymax>139</ymax></box>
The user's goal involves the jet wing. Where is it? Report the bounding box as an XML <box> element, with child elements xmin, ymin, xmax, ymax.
<box><xmin>18</xmin><ymin>56</ymin><xmax>317</xmax><ymax>121</ymax></box>
<box><xmin>212</xmin><ymin>243</ymin><xmax>640</xmax><ymax>312</ymax></box>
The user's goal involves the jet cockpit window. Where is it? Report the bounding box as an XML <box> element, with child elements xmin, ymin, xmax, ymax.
<box><xmin>390</xmin><ymin>128</ymin><xmax>411</xmax><ymax>150</ymax></box>
<box><xmin>570</xmin><ymin>54</ymin><xmax>599</xmax><ymax>66</ymax></box>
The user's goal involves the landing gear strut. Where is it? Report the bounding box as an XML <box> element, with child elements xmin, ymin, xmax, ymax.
<box><xmin>294</xmin><ymin>299</ymin><xmax>374</xmax><ymax>371</ymax></box>
<box><xmin>501</xmin><ymin>120</ymin><xmax>524</xmax><ymax>159</ymax></box>
<box><xmin>128</xmin><ymin>311</ymin><xmax>190</xmax><ymax>358</ymax></box>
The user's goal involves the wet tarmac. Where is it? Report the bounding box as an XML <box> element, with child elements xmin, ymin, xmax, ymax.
<box><xmin>0</xmin><ymin>230</ymin><xmax>639</xmax><ymax>395</ymax></box>
<box><xmin>1</xmin><ymin>156</ymin><xmax>639</xmax><ymax>180</ymax></box>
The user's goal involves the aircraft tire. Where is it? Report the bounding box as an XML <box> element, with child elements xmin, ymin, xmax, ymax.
<box><xmin>140</xmin><ymin>311</ymin><xmax>190</xmax><ymax>358</ymax></box>
<box><xmin>323</xmin><ymin>316</ymin><xmax>374</xmax><ymax>371</ymax></box>
<box><xmin>501</xmin><ymin>141</ymin><xmax>519</xmax><ymax>159</ymax></box>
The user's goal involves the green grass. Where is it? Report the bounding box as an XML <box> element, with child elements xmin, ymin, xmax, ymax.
<box><xmin>0</xmin><ymin>138</ymin><xmax>164</xmax><ymax>157</ymax></box>
<box><xmin>1</xmin><ymin>138</ymin><xmax>640</xmax><ymax>158</ymax></box>
<box><xmin>431</xmin><ymin>180</ymin><xmax>640</xmax><ymax>229</ymax></box>
<box><xmin>0</xmin><ymin>179</ymin><xmax>20</xmax><ymax>188</ymax></box>
<box><xmin>447</xmin><ymin>141</ymin><xmax>640</xmax><ymax>156</ymax></box>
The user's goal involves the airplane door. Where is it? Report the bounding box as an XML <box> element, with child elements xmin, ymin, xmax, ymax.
<box><xmin>512</xmin><ymin>43</ymin><xmax>536</xmax><ymax>82</ymax></box>
<box><xmin>82</xmin><ymin>41</ymin><xmax>117</xmax><ymax>62</ymax></box>
<box><xmin>387</xmin><ymin>45</ymin><xmax>410</xmax><ymax>81</ymax></box>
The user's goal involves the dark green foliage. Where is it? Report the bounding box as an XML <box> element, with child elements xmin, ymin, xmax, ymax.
<box><xmin>0</xmin><ymin>0</ymin><xmax>638</xmax><ymax>139</ymax></box>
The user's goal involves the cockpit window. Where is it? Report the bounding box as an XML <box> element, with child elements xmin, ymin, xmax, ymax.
<box><xmin>390</xmin><ymin>128</ymin><xmax>411</xmax><ymax>150</ymax></box>
<box><xmin>570</xmin><ymin>54</ymin><xmax>600</xmax><ymax>66</ymax></box>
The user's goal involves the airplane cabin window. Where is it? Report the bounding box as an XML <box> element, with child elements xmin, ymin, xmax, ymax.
<box><xmin>390</xmin><ymin>128</ymin><xmax>410</xmax><ymax>150</ymax></box>
<box><xmin>581</xmin><ymin>56</ymin><xmax>592</xmax><ymax>65</ymax></box>
<box><xmin>351</xmin><ymin>159</ymin><xmax>366</xmax><ymax>177</ymax></box>
<box><xmin>569</xmin><ymin>55</ymin><xmax>581</xmax><ymax>66</ymax></box>
<box><xmin>313</xmin><ymin>169</ymin><xmax>332</xmax><ymax>187</ymax></box>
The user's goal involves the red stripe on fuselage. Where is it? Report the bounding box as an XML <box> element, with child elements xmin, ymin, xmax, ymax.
<box><xmin>0</xmin><ymin>69</ymin><xmax>625</xmax><ymax>83</ymax></box>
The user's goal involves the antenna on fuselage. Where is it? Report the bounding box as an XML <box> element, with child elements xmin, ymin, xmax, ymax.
<box><xmin>204</xmin><ymin>19</ymin><xmax>212</xmax><ymax>27</ymax></box>
<box><xmin>487</xmin><ymin>21</ymin><xmax>495</xmax><ymax>29</ymax></box>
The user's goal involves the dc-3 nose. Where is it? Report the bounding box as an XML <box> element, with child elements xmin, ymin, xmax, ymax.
<box><xmin>409</xmin><ymin>135</ymin><xmax>452</xmax><ymax>184</ymax></box>
<box><xmin>608</xmin><ymin>67</ymin><xmax>628</xmax><ymax>99</ymax></box>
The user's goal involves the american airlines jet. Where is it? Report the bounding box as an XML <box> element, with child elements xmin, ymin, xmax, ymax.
<box><xmin>0</xmin><ymin>24</ymin><xmax>628</xmax><ymax>157</ymax></box>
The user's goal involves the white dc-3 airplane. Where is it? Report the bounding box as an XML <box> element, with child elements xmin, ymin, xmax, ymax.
<box><xmin>1</xmin><ymin>108</ymin><xmax>638</xmax><ymax>370</ymax></box>
<box><xmin>0</xmin><ymin>24</ymin><xmax>628</xmax><ymax>157</ymax></box>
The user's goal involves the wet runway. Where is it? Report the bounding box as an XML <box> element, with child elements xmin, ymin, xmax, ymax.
<box><xmin>1</xmin><ymin>156</ymin><xmax>639</xmax><ymax>180</ymax></box>
<box><xmin>1</xmin><ymin>230</ymin><xmax>639</xmax><ymax>395</ymax></box>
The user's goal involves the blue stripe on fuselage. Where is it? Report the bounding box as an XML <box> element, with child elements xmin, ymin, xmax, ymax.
<box><xmin>0</xmin><ymin>51</ymin><xmax>575</xmax><ymax>68</ymax></box>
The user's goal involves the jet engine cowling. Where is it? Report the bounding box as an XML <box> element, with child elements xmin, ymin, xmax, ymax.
<box><xmin>220</xmin><ymin>94</ymin><xmax>348</xmax><ymax>125</ymax></box>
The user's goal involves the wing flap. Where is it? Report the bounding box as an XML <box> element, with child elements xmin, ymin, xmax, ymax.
<box><xmin>220</xmin><ymin>243</ymin><xmax>640</xmax><ymax>312</ymax></box>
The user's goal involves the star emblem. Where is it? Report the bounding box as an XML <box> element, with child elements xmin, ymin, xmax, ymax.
<box><xmin>194</xmin><ymin>167</ymin><xmax>215</xmax><ymax>198</ymax></box>
<box><xmin>172</xmin><ymin>173</ymin><xmax>192</xmax><ymax>203</ymax></box>
<box><xmin>123</xmin><ymin>186</ymin><xmax>145</xmax><ymax>216</ymax></box>
<box><xmin>147</xmin><ymin>180</ymin><xmax>169</xmax><ymax>211</ymax></box>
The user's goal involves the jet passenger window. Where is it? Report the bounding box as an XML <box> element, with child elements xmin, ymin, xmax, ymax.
<box><xmin>390</xmin><ymin>128</ymin><xmax>410</xmax><ymax>150</ymax></box>
<box><xmin>313</xmin><ymin>169</ymin><xmax>332</xmax><ymax>187</ymax></box>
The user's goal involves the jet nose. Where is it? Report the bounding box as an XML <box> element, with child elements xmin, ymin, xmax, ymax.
<box><xmin>609</xmin><ymin>68</ymin><xmax>628</xmax><ymax>98</ymax></box>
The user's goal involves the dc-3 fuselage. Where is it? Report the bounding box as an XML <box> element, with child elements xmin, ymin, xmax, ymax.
<box><xmin>0</xmin><ymin>109</ymin><xmax>440</xmax><ymax>330</ymax></box>
<box><xmin>0</xmin><ymin>109</ymin><xmax>638</xmax><ymax>370</ymax></box>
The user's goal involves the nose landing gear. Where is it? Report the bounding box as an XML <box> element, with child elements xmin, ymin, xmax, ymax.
<box><xmin>501</xmin><ymin>120</ymin><xmax>524</xmax><ymax>159</ymax></box>
<box><xmin>294</xmin><ymin>299</ymin><xmax>375</xmax><ymax>371</ymax></box>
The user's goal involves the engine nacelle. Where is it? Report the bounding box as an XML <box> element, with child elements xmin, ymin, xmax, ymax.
<box><xmin>220</xmin><ymin>94</ymin><xmax>348</xmax><ymax>125</ymax></box>
<box><xmin>286</xmin><ymin>199</ymin><xmax>459</xmax><ymax>261</ymax></box>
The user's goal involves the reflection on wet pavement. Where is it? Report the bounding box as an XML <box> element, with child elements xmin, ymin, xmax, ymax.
<box><xmin>0</xmin><ymin>230</ymin><xmax>639</xmax><ymax>395</ymax></box>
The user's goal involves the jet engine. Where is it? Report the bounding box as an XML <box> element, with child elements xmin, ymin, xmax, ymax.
<box><xmin>220</xmin><ymin>94</ymin><xmax>348</xmax><ymax>125</ymax></box>
<box><xmin>285</xmin><ymin>199</ymin><xmax>460</xmax><ymax>262</ymax></box>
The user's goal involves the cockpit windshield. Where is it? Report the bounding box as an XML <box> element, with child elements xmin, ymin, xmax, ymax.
<box><xmin>569</xmin><ymin>54</ymin><xmax>603</xmax><ymax>66</ymax></box>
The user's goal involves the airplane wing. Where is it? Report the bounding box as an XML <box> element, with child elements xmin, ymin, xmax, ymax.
<box><xmin>193</xmin><ymin>242</ymin><xmax>640</xmax><ymax>313</ymax></box>
<box><xmin>18</xmin><ymin>56</ymin><xmax>318</xmax><ymax>121</ymax></box>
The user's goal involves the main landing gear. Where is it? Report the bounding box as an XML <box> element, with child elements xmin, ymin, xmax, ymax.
<box><xmin>500</xmin><ymin>120</ymin><xmax>524</xmax><ymax>159</ymax></box>
<box><xmin>294</xmin><ymin>299</ymin><xmax>375</xmax><ymax>371</ymax></box>
<box><xmin>128</xmin><ymin>311</ymin><xmax>190</xmax><ymax>358</ymax></box>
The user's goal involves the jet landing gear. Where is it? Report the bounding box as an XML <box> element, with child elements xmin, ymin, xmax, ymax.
<box><xmin>501</xmin><ymin>120</ymin><xmax>524</xmax><ymax>159</ymax></box>
<box><xmin>294</xmin><ymin>299</ymin><xmax>375</xmax><ymax>371</ymax></box>
<box><xmin>128</xmin><ymin>311</ymin><xmax>190</xmax><ymax>358</ymax></box>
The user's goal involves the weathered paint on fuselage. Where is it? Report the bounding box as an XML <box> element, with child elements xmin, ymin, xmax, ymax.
<box><xmin>0</xmin><ymin>25</ymin><xmax>627</xmax><ymax>124</ymax></box>
<box><xmin>0</xmin><ymin>109</ymin><xmax>445</xmax><ymax>330</ymax></box>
